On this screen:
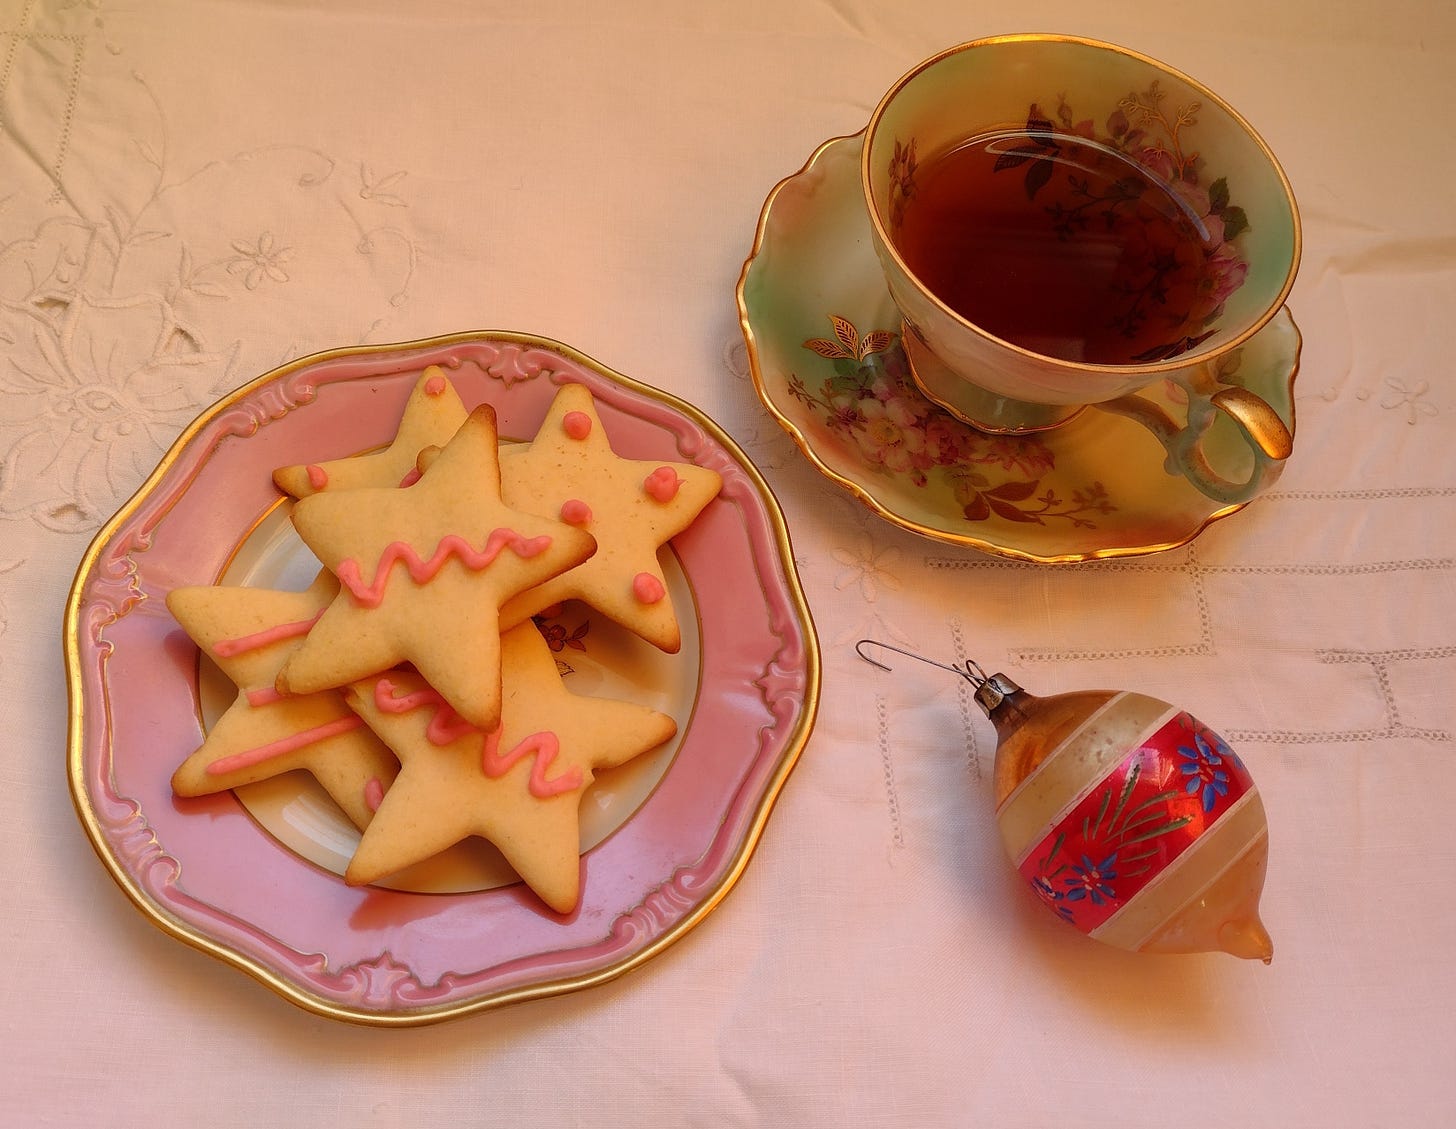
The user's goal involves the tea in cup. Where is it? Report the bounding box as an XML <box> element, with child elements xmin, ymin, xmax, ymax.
<box><xmin>861</xmin><ymin>34</ymin><xmax>1301</xmax><ymax>503</ymax></box>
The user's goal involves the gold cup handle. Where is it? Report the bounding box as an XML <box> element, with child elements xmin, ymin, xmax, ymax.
<box><xmin>1099</xmin><ymin>379</ymin><xmax>1294</xmax><ymax>506</ymax></box>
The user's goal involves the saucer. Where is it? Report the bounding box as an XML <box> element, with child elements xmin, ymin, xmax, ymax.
<box><xmin>736</xmin><ymin>132</ymin><xmax>1301</xmax><ymax>563</ymax></box>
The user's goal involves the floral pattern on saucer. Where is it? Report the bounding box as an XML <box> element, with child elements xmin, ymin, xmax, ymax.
<box><xmin>791</xmin><ymin>315</ymin><xmax>1115</xmax><ymax>529</ymax></box>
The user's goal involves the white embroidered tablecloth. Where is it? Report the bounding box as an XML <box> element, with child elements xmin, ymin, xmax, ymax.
<box><xmin>4</xmin><ymin>1</ymin><xmax>1454</xmax><ymax>1125</ymax></box>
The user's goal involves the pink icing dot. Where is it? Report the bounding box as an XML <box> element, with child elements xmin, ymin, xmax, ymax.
<box><xmin>424</xmin><ymin>375</ymin><xmax>447</xmax><ymax>395</ymax></box>
<box><xmin>306</xmin><ymin>464</ymin><xmax>329</xmax><ymax>490</ymax></box>
<box><xmin>560</xmin><ymin>499</ymin><xmax>592</xmax><ymax>525</ymax></box>
<box><xmin>632</xmin><ymin>572</ymin><xmax>666</xmax><ymax>604</ymax></box>
<box><xmin>643</xmin><ymin>466</ymin><xmax>682</xmax><ymax>503</ymax></box>
<box><xmin>364</xmin><ymin>777</ymin><xmax>385</xmax><ymax>812</ymax></box>
<box><xmin>399</xmin><ymin>466</ymin><xmax>422</xmax><ymax>488</ymax></box>
<box><xmin>562</xmin><ymin>411</ymin><xmax>592</xmax><ymax>440</ymax></box>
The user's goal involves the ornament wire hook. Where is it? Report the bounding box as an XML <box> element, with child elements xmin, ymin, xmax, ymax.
<box><xmin>854</xmin><ymin>639</ymin><xmax>988</xmax><ymax>687</ymax></box>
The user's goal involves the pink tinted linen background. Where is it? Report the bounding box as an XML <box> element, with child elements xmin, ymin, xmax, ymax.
<box><xmin>2</xmin><ymin>0</ymin><xmax>1452</xmax><ymax>1125</ymax></box>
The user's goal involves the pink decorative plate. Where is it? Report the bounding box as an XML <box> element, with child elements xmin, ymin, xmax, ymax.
<box><xmin>65</xmin><ymin>332</ymin><xmax>820</xmax><ymax>1025</ymax></box>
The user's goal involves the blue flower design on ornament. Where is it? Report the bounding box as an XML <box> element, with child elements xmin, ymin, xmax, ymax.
<box><xmin>1032</xmin><ymin>874</ymin><xmax>1076</xmax><ymax>923</ymax></box>
<box><xmin>1063</xmin><ymin>853</ymin><xmax>1119</xmax><ymax>906</ymax></box>
<box><xmin>1178</xmin><ymin>729</ymin><xmax>1232</xmax><ymax>812</ymax></box>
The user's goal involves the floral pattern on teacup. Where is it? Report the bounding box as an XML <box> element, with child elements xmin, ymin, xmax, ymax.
<box><xmin>791</xmin><ymin>316</ymin><xmax>1116</xmax><ymax>528</ymax></box>
<box><xmin>889</xmin><ymin>81</ymin><xmax>1251</xmax><ymax>365</ymax></box>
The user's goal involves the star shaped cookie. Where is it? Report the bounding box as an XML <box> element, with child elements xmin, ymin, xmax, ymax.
<box><xmin>272</xmin><ymin>366</ymin><xmax>468</xmax><ymax>498</ymax></box>
<box><xmin>168</xmin><ymin>573</ymin><xmax>398</xmax><ymax>829</ymax></box>
<box><xmin>341</xmin><ymin>622</ymin><xmax>678</xmax><ymax>912</ymax></box>
<box><xmin>275</xmin><ymin>403</ymin><xmax>597</xmax><ymax>730</ymax></box>
<box><xmin>495</xmin><ymin>382</ymin><xmax>722</xmax><ymax>652</ymax></box>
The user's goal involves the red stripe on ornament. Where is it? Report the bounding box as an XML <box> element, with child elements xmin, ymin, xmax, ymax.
<box><xmin>1016</xmin><ymin>712</ymin><xmax>1253</xmax><ymax>935</ymax></box>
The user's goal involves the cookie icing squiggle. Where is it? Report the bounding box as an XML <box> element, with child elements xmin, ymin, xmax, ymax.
<box><xmin>370</xmin><ymin>677</ymin><xmax>582</xmax><ymax>798</ymax></box>
<box><xmin>481</xmin><ymin>728</ymin><xmax>583</xmax><ymax>798</ymax></box>
<box><xmin>373</xmin><ymin>678</ymin><xmax>478</xmax><ymax>745</ymax></box>
<box><xmin>337</xmin><ymin>530</ymin><xmax>553</xmax><ymax>607</ymax></box>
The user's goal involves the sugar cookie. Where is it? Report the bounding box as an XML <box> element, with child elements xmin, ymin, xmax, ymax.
<box><xmin>168</xmin><ymin>572</ymin><xmax>398</xmax><ymax>829</ymax></box>
<box><xmin>272</xmin><ymin>366</ymin><xmax>468</xmax><ymax>498</ymax></box>
<box><xmin>341</xmin><ymin>622</ymin><xmax>678</xmax><ymax>912</ymax></box>
<box><xmin>494</xmin><ymin>382</ymin><xmax>722</xmax><ymax>652</ymax></box>
<box><xmin>275</xmin><ymin>404</ymin><xmax>597</xmax><ymax>731</ymax></box>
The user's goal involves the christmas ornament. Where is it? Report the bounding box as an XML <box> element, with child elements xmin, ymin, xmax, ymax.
<box><xmin>857</xmin><ymin>641</ymin><xmax>1272</xmax><ymax>962</ymax></box>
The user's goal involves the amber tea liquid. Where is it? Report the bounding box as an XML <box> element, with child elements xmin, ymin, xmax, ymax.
<box><xmin>893</xmin><ymin>130</ymin><xmax>1223</xmax><ymax>365</ymax></box>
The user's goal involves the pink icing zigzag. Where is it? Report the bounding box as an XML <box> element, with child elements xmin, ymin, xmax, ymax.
<box><xmin>481</xmin><ymin>729</ymin><xmax>582</xmax><ymax>798</ymax></box>
<box><xmin>370</xmin><ymin>677</ymin><xmax>581</xmax><ymax>798</ymax></box>
<box><xmin>336</xmin><ymin>530</ymin><xmax>552</xmax><ymax>607</ymax></box>
<box><xmin>373</xmin><ymin>678</ymin><xmax>478</xmax><ymax>746</ymax></box>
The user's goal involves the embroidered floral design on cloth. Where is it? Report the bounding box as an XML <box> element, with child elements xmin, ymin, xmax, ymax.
<box><xmin>0</xmin><ymin>6</ymin><xmax>424</xmax><ymax>533</ymax></box>
<box><xmin>791</xmin><ymin>316</ymin><xmax>1115</xmax><ymax>527</ymax></box>
<box><xmin>226</xmin><ymin>232</ymin><xmax>294</xmax><ymax>290</ymax></box>
<box><xmin>832</xmin><ymin>533</ymin><xmax>903</xmax><ymax>603</ymax></box>
<box><xmin>0</xmin><ymin>279</ymin><xmax>240</xmax><ymax>532</ymax></box>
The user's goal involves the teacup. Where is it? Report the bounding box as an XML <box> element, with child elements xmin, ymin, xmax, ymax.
<box><xmin>861</xmin><ymin>34</ymin><xmax>1301</xmax><ymax>504</ymax></box>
